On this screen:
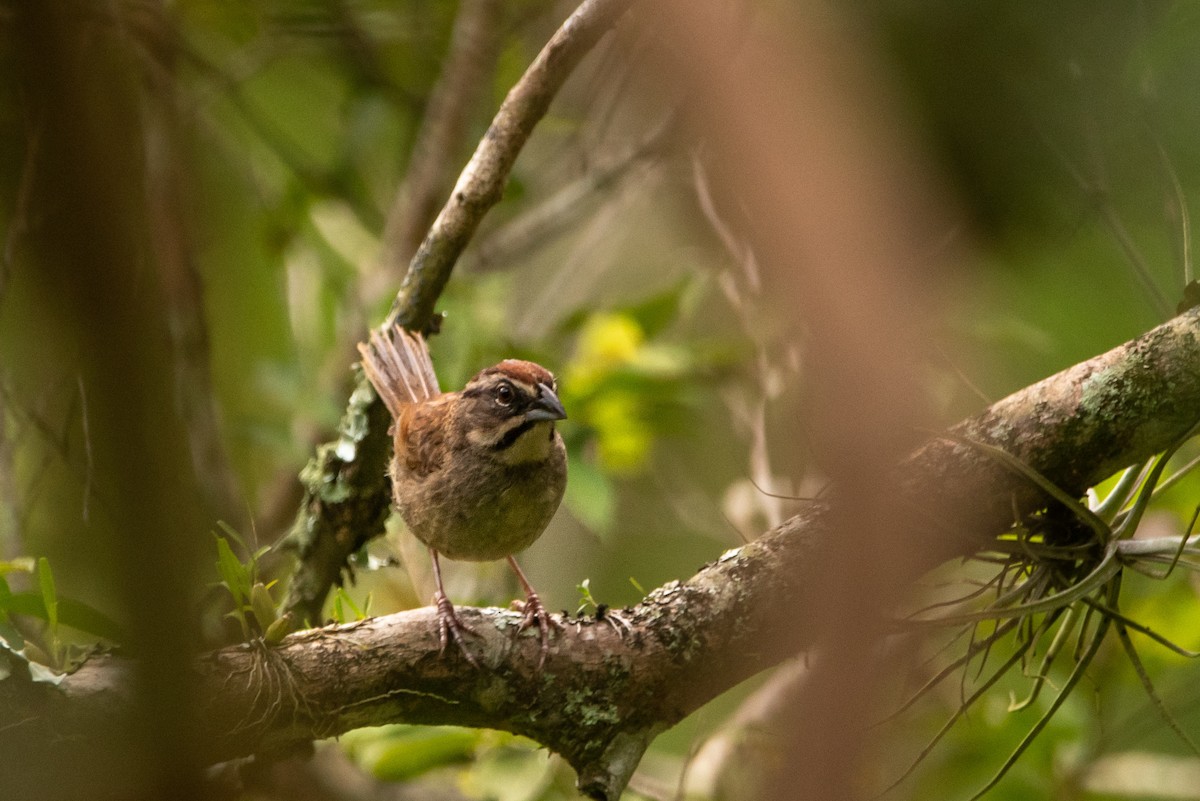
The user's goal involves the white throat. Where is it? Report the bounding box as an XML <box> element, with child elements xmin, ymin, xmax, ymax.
<box><xmin>489</xmin><ymin>420</ymin><xmax>557</xmax><ymax>465</ymax></box>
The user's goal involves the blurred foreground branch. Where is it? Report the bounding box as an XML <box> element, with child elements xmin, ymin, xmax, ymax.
<box><xmin>281</xmin><ymin>0</ymin><xmax>638</xmax><ymax>626</ymax></box>
<box><xmin>8</xmin><ymin>306</ymin><xmax>1200</xmax><ymax>801</ymax></box>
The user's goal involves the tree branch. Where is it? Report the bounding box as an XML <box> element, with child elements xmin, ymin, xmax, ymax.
<box><xmin>909</xmin><ymin>305</ymin><xmax>1200</xmax><ymax>559</ymax></box>
<box><xmin>8</xmin><ymin>306</ymin><xmax>1200</xmax><ymax>800</ymax></box>
<box><xmin>375</xmin><ymin>0</ymin><xmax>504</xmax><ymax>284</ymax></box>
<box><xmin>383</xmin><ymin>0</ymin><xmax>637</xmax><ymax>331</ymax></box>
<box><xmin>281</xmin><ymin>0</ymin><xmax>639</xmax><ymax>626</ymax></box>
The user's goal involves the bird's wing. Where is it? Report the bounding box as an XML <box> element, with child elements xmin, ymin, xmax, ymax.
<box><xmin>396</xmin><ymin>400</ymin><xmax>448</xmax><ymax>477</ymax></box>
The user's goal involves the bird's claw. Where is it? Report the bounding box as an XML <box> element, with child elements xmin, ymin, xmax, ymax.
<box><xmin>511</xmin><ymin>591</ymin><xmax>562</xmax><ymax>670</ymax></box>
<box><xmin>434</xmin><ymin>591</ymin><xmax>480</xmax><ymax>668</ymax></box>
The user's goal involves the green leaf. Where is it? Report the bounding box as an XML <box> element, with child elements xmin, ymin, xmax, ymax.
<box><xmin>0</xmin><ymin>604</ymin><xmax>22</xmax><ymax>651</ymax></box>
<box><xmin>340</xmin><ymin>589</ymin><xmax>364</xmax><ymax>619</ymax></box>
<box><xmin>249</xmin><ymin>582</ymin><xmax>277</xmax><ymax>632</ymax></box>
<box><xmin>215</xmin><ymin>520</ymin><xmax>249</xmax><ymax>553</ymax></box>
<box><xmin>563</xmin><ymin>454</ymin><xmax>616</xmax><ymax>535</ymax></box>
<box><xmin>263</xmin><ymin>612</ymin><xmax>294</xmax><ymax>646</ymax></box>
<box><xmin>0</xmin><ymin>591</ymin><xmax>44</xmax><ymax>618</ymax></box>
<box><xmin>0</xmin><ymin>591</ymin><xmax>124</xmax><ymax>643</ymax></box>
<box><xmin>37</xmin><ymin>558</ymin><xmax>57</xmax><ymax>633</ymax></box>
<box><xmin>575</xmin><ymin>579</ymin><xmax>596</xmax><ymax>615</ymax></box>
<box><xmin>55</xmin><ymin>598</ymin><xmax>125</xmax><ymax>643</ymax></box>
<box><xmin>328</xmin><ymin>587</ymin><xmax>366</xmax><ymax>623</ymax></box>
<box><xmin>223</xmin><ymin>609</ymin><xmax>250</xmax><ymax>641</ymax></box>
<box><xmin>0</xmin><ymin>642</ymin><xmax>14</xmax><ymax>681</ymax></box>
<box><xmin>0</xmin><ymin>639</ymin><xmax>60</xmax><ymax>685</ymax></box>
<box><xmin>35</xmin><ymin>558</ymin><xmax>62</xmax><ymax>668</ymax></box>
<box><xmin>214</xmin><ymin>535</ymin><xmax>251</xmax><ymax>606</ymax></box>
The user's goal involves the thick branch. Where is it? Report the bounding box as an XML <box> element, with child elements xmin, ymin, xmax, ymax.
<box><xmin>281</xmin><ymin>0</ymin><xmax>638</xmax><ymax>625</ymax></box>
<box><xmin>4</xmin><ymin>512</ymin><xmax>820</xmax><ymax>801</ymax></box>
<box><xmin>7</xmin><ymin>307</ymin><xmax>1200</xmax><ymax>800</ymax></box>
<box><xmin>909</xmin><ymin>305</ymin><xmax>1200</xmax><ymax>560</ymax></box>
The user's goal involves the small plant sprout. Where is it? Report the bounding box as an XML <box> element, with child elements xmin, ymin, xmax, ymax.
<box><xmin>212</xmin><ymin>521</ymin><xmax>286</xmax><ymax>644</ymax></box>
<box><xmin>330</xmin><ymin>587</ymin><xmax>372</xmax><ymax>624</ymax></box>
<box><xmin>575</xmin><ymin>578</ymin><xmax>600</xmax><ymax>617</ymax></box>
<box><xmin>573</xmin><ymin>578</ymin><xmax>632</xmax><ymax>638</ymax></box>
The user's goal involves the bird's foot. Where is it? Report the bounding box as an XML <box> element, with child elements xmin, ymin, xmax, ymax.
<box><xmin>434</xmin><ymin>591</ymin><xmax>480</xmax><ymax>668</ymax></box>
<box><xmin>511</xmin><ymin>590</ymin><xmax>562</xmax><ymax>670</ymax></box>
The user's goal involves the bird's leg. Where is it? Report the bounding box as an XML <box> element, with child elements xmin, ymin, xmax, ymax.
<box><xmin>429</xmin><ymin>549</ymin><xmax>479</xmax><ymax>668</ymax></box>
<box><xmin>507</xmin><ymin>556</ymin><xmax>562</xmax><ymax>669</ymax></box>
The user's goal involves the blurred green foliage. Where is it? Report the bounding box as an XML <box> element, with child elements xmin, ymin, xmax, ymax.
<box><xmin>0</xmin><ymin>556</ymin><xmax>123</xmax><ymax>672</ymax></box>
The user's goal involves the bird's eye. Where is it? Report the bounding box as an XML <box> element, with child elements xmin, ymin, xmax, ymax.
<box><xmin>495</xmin><ymin>383</ymin><xmax>514</xmax><ymax>406</ymax></box>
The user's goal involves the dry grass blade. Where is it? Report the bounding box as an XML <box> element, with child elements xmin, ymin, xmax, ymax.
<box><xmin>1008</xmin><ymin>605</ymin><xmax>1078</xmax><ymax>712</ymax></box>
<box><xmin>965</xmin><ymin>596</ymin><xmax>1113</xmax><ymax>801</ymax></box>
<box><xmin>878</xmin><ymin>618</ymin><xmax>1021</xmax><ymax>726</ymax></box>
<box><xmin>1112</xmin><ymin>613</ymin><xmax>1200</xmax><ymax>756</ymax></box>
<box><xmin>1081</xmin><ymin>595</ymin><xmax>1200</xmax><ymax>658</ymax></box>
<box><xmin>877</xmin><ymin>612</ymin><xmax>1060</xmax><ymax>797</ymax></box>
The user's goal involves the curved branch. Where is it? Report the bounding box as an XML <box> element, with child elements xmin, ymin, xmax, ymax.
<box><xmin>5</xmin><ymin>510</ymin><xmax>820</xmax><ymax>801</ymax></box>
<box><xmin>7</xmin><ymin>307</ymin><xmax>1200</xmax><ymax>800</ymax></box>
<box><xmin>907</xmin><ymin>305</ymin><xmax>1200</xmax><ymax>561</ymax></box>
<box><xmin>281</xmin><ymin>0</ymin><xmax>639</xmax><ymax>625</ymax></box>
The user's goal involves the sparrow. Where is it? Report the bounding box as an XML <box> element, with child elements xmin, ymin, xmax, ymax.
<box><xmin>358</xmin><ymin>324</ymin><xmax>568</xmax><ymax>667</ymax></box>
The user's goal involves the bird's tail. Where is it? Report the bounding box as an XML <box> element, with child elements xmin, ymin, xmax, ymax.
<box><xmin>357</xmin><ymin>324</ymin><xmax>442</xmax><ymax>417</ymax></box>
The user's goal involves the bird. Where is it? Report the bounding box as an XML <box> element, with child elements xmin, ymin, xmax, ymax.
<box><xmin>357</xmin><ymin>323</ymin><xmax>568</xmax><ymax>667</ymax></box>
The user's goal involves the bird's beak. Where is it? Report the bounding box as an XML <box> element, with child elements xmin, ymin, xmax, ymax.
<box><xmin>525</xmin><ymin>383</ymin><xmax>567</xmax><ymax>422</ymax></box>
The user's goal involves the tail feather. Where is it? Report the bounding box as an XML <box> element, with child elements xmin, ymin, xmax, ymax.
<box><xmin>357</xmin><ymin>325</ymin><xmax>441</xmax><ymax>417</ymax></box>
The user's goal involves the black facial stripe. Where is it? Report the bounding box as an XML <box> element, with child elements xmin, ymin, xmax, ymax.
<box><xmin>491</xmin><ymin>419</ymin><xmax>539</xmax><ymax>451</ymax></box>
